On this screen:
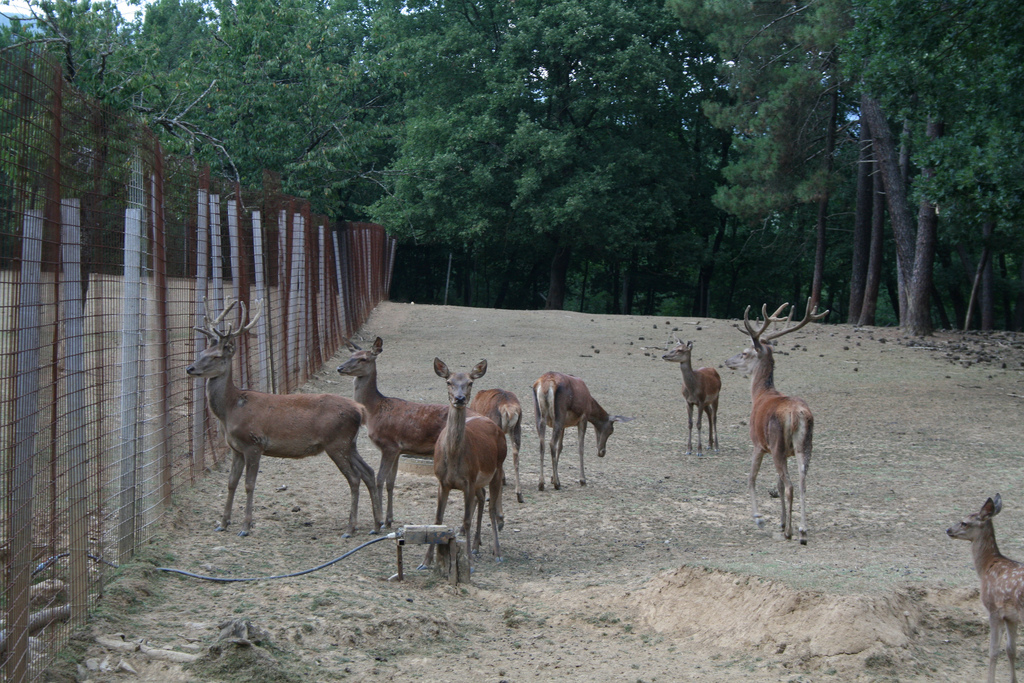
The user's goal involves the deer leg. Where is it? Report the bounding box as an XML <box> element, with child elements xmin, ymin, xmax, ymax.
<box><xmin>327</xmin><ymin>444</ymin><xmax>380</xmax><ymax>537</ymax></box>
<box><xmin>462</xmin><ymin>486</ymin><xmax>476</xmax><ymax>554</ymax></box>
<box><xmin>512</xmin><ymin>423</ymin><xmax>523</xmax><ymax>504</ymax></box>
<box><xmin>694</xmin><ymin>402</ymin><xmax>705</xmax><ymax>457</ymax></box>
<box><xmin>796</xmin><ymin>451</ymin><xmax>809</xmax><ymax>545</ymax></box>
<box><xmin>419</xmin><ymin>484</ymin><xmax>450</xmax><ymax>570</ymax></box>
<box><xmin>1007</xmin><ymin>619</ymin><xmax>1018</xmax><ymax>683</ymax></box>
<box><xmin>774</xmin><ymin>453</ymin><xmax>794</xmax><ymax>541</ymax></box>
<box><xmin>550</xmin><ymin>423</ymin><xmax>565</xmax><ymax>490</ymax></box>
<box><xmin>385</xmin><ymin>450</ymin><xmax>404</xmax><ymax>529</ymax></box>
<box><xmin>709</xmin><ymin>400</ymin><xmax>720</xmax><ymax>453</ymax></box>
<box><xmin>489</xmin><ymin>475</ymin><xmax>503</xmax><ymax>562</ymax></box>
<box><xmin>537</xmin><ymin>419</ymin><xmax>548</xmax><ymax>492</ymax></box>
<box><xmin>989</xmin><ymin>613</ymin><xmax>1005</xmax><ymax>683</ymax></box>
<box><xmin>748</xmin><ymin>448</ymin><xmax>767</xmax><ymax>529</ymax></box>
<box><xmin>473</xmin><ymin>487</ymin><xmax>485</xmax><ymax>555</ymax></box>
<box><xmin>685</xmin><ymin>402</ymin><xmax>695</xmax><ymax>455</ymax></box>
<box><xmin>371</xmin><ymin>447</ymin><xmax>401</xmax><ymax>529</ymax></box>
<box><xmin>217</xmin><ymin>449</ymin><xmax>246</xmax><ymax>532</ymax></box>
<box><xmin>577</xmin><ymin>422</ymin><xmax>588</xmax><ymax>486</ymax></box>
<box><xmin>239</xmin><ymin>451</ymin><xmax>263</xmax><ymax>537</ymax></box>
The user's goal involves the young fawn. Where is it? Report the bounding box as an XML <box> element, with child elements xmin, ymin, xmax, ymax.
<box><xmin>947</xmin><ymin>494</ymin><xmax>1024</xmax><ymax>683</ymax></box>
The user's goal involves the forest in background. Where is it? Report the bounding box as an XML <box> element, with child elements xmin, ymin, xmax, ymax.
<box><xmin>2</xmin><ymin>0</ymin><xmax>1021</xmax><ymax>334</ymax></box>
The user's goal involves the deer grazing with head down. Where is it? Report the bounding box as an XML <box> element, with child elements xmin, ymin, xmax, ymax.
<box><xmin>662</xmin><ymin>338</ymin><xmax>721</xmax><ymax>457</ymax></box>
<box><xmin>948</xmin><ymin>494</ymin><xmax>1024</xmax><ymax>683</ymax></box>
<box><xmin>532</xmin><ymin>372</ymin><xmax>634</xmax><ymax>491</ymax></box>
<box><xmin>419</xmin><ymin>359</ymin><xmax>507</xmax><ymax>571</ymax></box>
<box><xmin>337</xmin><ymin>337</ymin><xmax>449</xmax><ymax>528</ymax></box>
<box><xmin>187</xmin><ymin>299</ymin><xmax>381</xmax><ymax>537</ymax></box>
<box><xmin>724</xmin><ymin>299</ymin><xmax>828</xmax><ymax>545</ymax></box>
<box><xmin>469</xmin><ymin>388</ymin><xmax>524</xmax><ymax>503</ymax></box>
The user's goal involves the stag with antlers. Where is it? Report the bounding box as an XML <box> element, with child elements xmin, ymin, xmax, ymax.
<box><xmin>724</xmin><ymin>299</ymin><xmax>828</xmax><ymax>545</ymax></box>
<box><xmin>188</xmin><ymin>299</ymin><xmax>381</xmax><ymax>537</ymax></box>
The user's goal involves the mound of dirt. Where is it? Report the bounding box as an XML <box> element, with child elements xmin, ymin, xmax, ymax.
<box><xmin>631</xmin><ymin>565</ymin><xmax>920</xmax><ymax>659</ymax></box>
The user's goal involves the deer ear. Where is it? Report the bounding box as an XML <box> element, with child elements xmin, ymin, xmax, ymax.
<box><xmin>981</xmin><ymin>496</ymin><xmax>1002</xmax><ymax>520</ymax></box>
<box><xmin>470</xmin><ymin>359</ymin><xmax>487</xmax><ymax>379</ymax></box>
<box><xmin>686</xmin><ymin>340</ymin><xmax>693</xmax><ymax>350</ymax></box>
<box><xmin>433</xmin><ymin>357</ymin><xmax>450</xmax><ymax>379</ymax></box>
<box><xmin>372</xmin><ymin>337</ymin><xmax>383</xmax><ymax>355</ymax></box>
<box><xmin>346</xmin><ymin>339</ymin><xmax>362</xmax><ymax>352</ymax></box>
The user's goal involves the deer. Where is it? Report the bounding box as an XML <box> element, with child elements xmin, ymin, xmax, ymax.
<box><xmin>724</xmin><ymin>299</ymin><xmax>828</xmax><ymax>545</ymax></box>
<box><xmin>532</xmin><ymin>372</ymin><xmax>634</xmax><ymax>492</ymax></box>
<box><xmin>187</xmin><ymin>298</ymin><xmax>382</xmax><ymax>537</ymax></box>
<box><xmin>337</xmin><ymin>337</ymin><xmax>448</xmax><ymax>528</ymax></box>
<box><xmin>469</xmin><ymin>388</ymin><xmax>524</xmax><ymax>503</ymax></box>
<box><xmin>662</xmin><ymin>337</ymin><xmax>721</xmax><ymax>457</ymax></box>
<box><xmin>948</xmin><ymin>494</ymin><xmax>1024</xmax><ymax>683</ymax></box>
<box><xmin>419</xmin><ymin>359</ymin><xmax>507</xmax><ymax>571</ymax></box>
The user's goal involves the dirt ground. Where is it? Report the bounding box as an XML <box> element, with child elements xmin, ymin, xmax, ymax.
<box><xmin>62</xmin><ymin>301</ymin><xmax>1024</xmax><ymax>682</ymax></box>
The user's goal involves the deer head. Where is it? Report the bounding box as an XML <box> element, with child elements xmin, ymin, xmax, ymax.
<box><xmin>186</xmin><ymin>297</ymin><xmax>263</xmax><ymax>378</ymax></box>
<box><xmin>337</xmin><ymin>336</ymin><xmax>383</xmax><ymax>378</ymax></box>
<box><xmin>662</xmin><ymin>336</ymin><xmax>693</xmax><ymax>364</ymax></box>
<box><xmin>725</xmin><ymin>298</ymin><xmax>828</xmax><ymax>374</ymax></box>
<box><xmin>947</xmin><ymin>494</ymin><xmax>1002</xmax><ymax>542</ymax></box>
<box><xmin>433</xmin><ymin>358</ymin><xmax>487</xmax><ymax>408</ymax></box>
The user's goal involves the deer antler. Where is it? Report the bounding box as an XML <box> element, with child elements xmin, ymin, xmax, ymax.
<box><xmin>195</xmin><ymin>297</ymin><xmax>239</xmax><ymax>341</ymax></box>
<box><xmin>761</xmin><ymin>298</ymin><xmax>829</xmax><ymax>342</ymax></box>
<box><xmin>741</xmin><ymin>303</ymin><xmax>788</xmax><ymax>343</ymax></box>
<box><xmin>196</xmin><ymin>298</ymin><xmax>264</xmax><ymax>341</ymax></box>
<box><xmin>241</xmin><ymin>298</ymin><xmax>263</xmax><ymax>334</ymax></box>
<box><xmin>222</xmin><ymin>298</ymin><xmax>264</xmax><ymax>338</ymax></box>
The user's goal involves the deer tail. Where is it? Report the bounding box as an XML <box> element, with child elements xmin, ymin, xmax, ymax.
<box><xmin>534</xmin><ymin>381</ymin><xmax>557</xmax><ymax>426</ymax></box>
<box><xmin>498</xmin><ymin>404</ymin><xmax>521</xmax><ymax>433</ymax></box>
<box><xmin>792</xmin><ymin>411</ymin><xmax>813</xmax><ymax>463</ymax></box>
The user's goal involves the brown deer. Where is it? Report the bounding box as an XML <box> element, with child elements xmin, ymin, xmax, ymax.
<box><xmin>469</xmin><ymin>388</ymin><xmax>524</xmax><ymax>503</ymax></box>
<box><xmin>419</xmin><ymin>359</ymin><xmax>507</xmax><ymax>571</ymax></box>
<box><xmin>948</xmin><ymin>494</ymin><xmax>1024</xmax><ymax>683</ymax></box>
<box><xmin>724</xmin><ymin>299</ymin><xmax>828</xmax><ymax>544</ymax></box>
<box><xmin>532</xmin><ymin>372</ymin><xmax>634</xmax><ymax>491</ymax></box>
<box><xmin>337</xmin><ymin>337</ymin><xmax>448</xmax><ymax>528</ymax></box>
<box><xmin>187</xmin><ymin>299</ymin><xmax>381</xmax><ymax>537</ymax></box>
<box><xmin>662</xmin><ymin>337</ymin><xmax>721</xmax><ymax>457</ymax></box>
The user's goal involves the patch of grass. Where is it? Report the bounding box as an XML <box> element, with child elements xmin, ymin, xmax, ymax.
<box><xmin>503</xmin><ymin>606</ymin><xmax>531</xmax><ymax>628</ymax></box>
<box><xmin>188</xmin><ymin>642</ymin><xmax>309</xmax><ymax>683</ymax></box>
<box><xmin>864</xmin><ymin>652</ymin><xmax>895</xmax><ymax>670</ymax></box>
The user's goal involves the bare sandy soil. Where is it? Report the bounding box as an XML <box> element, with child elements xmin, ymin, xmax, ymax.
<box><xmin>60</xmin><ymin>301</ymin><xmax>1024</xmax><ymax>682</ymax></box>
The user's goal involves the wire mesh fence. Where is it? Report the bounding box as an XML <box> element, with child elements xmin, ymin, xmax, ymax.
<box><xmin>0</xmin><ymin>47</ymin><xmax>396</xmax><ymax>681</ymax></box>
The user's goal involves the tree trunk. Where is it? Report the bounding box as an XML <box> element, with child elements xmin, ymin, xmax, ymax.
<box><xmin>981</xmin><ymin>221</ymin><xmax>994</xmax><ymax>330</ymax></box>
<box><xmin>905</xmin><ymin>119</ymin><xmax>943</xmax><ymax>335</ymax></box>
<box><xmin>848</xmin><ymin>107</ymin><xmax>873</xmax><ymax>323</ymax></box>
<box><xmin>861</xmin><ymin>96</ymin><xmax>937</xmax><ymax>335</ymax></box>
<box><xmin>810</xmin><ymin>89</ymin><xmax>838</xmax><ymax>311</ymax></box>
<box><xmin>858</xmin><ymin>142</ymin><xmax>885</xmax><ymax>327</ymax></box>
<box><xmin>577</xmin><ymin>260</ymin><xmax>589</xmax><ymax>312</ymax></box>
<box><xmin>619</xmin><ymin>251</ymin><xmax>637</xmax><ymax>315</ymax></box>
<box><xmin>1000</xmin><ymin>254</ymin><xmax>1013</xmax><ymax>330</ymax></box>
<box><xmin>1014</xmin><ymin>257</ymin><xmax>1024</xmax><ymax>331</ymax></box>
<box><xmin>692</xmin><ymin>214</ymin><xmax>727</xmax><ymax>318</ymax></box>
<box><xmin>930</xmin><ymin>284</ymin><xmax>952</xmax><ymax>330</ymax></box>
<box><xmin>545</xmin><ymin>244</ymin><xmax>572</xmax><ymax>310</ymax></box>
